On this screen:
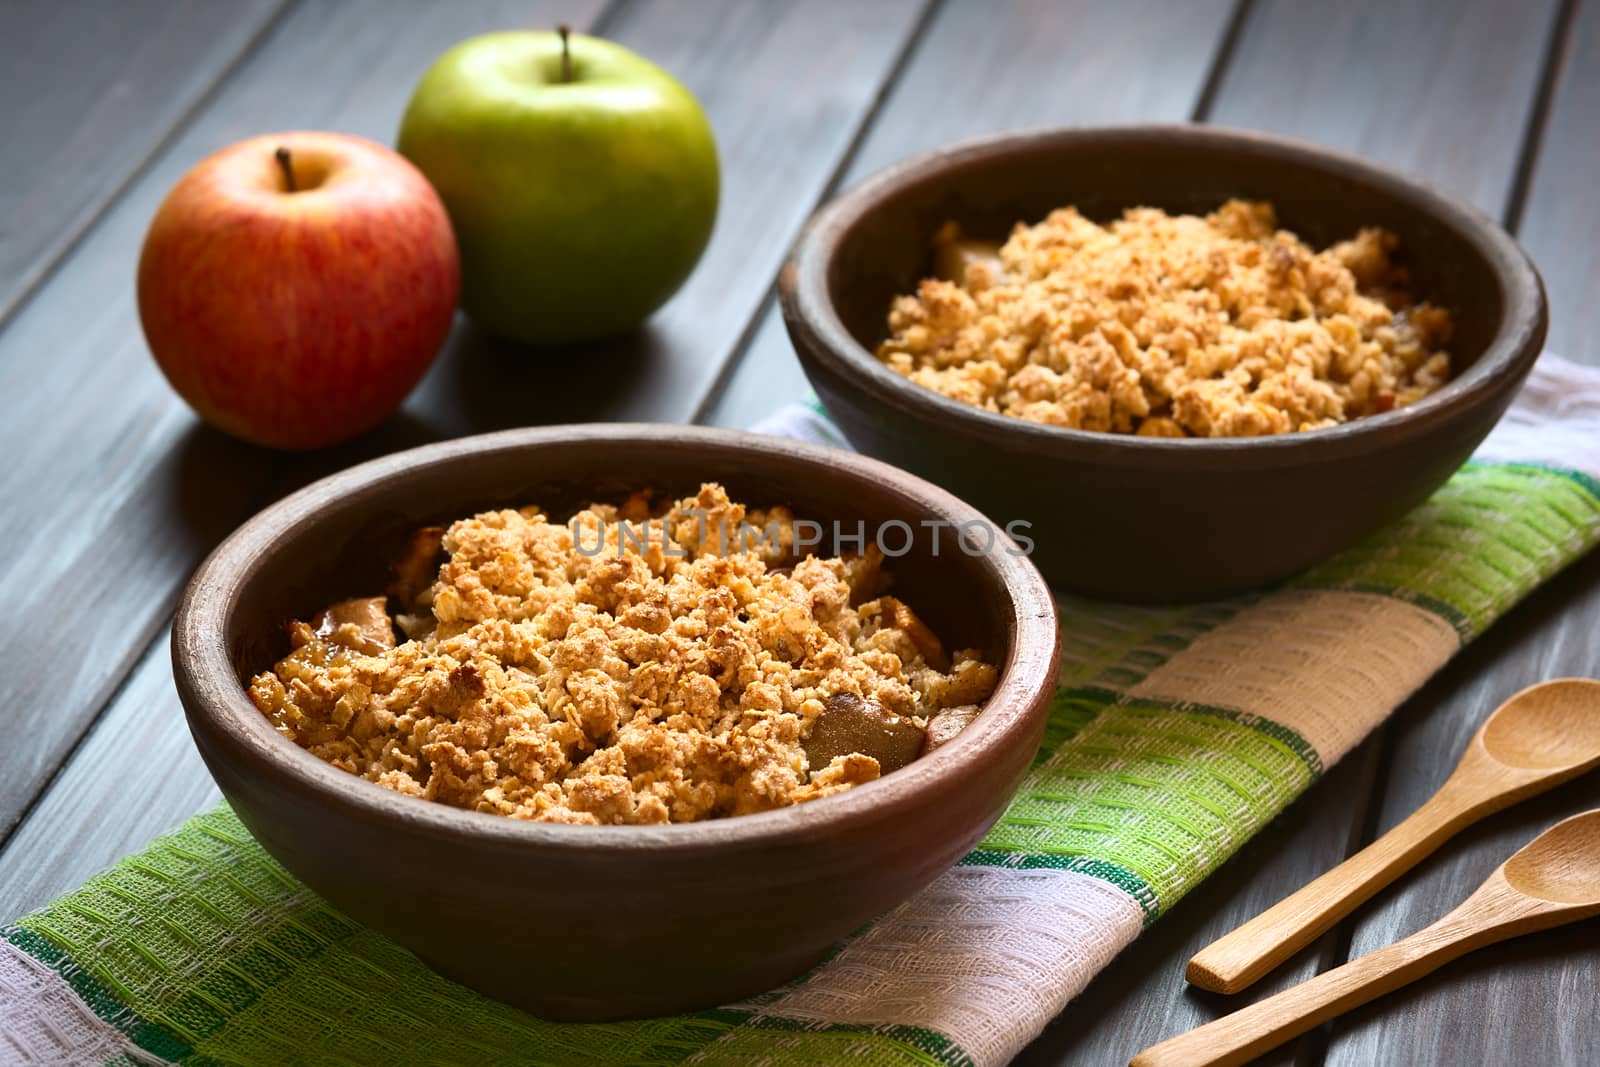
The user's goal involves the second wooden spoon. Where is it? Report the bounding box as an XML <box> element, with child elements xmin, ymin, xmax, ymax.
<box><xmin>1136</xmin><ymin>809</ymin><xmax>1600</xmax><ymax>1067</ymax></box>
<box><xmin>1188</xmin><ymin>677</ymin><xmax>1600</xmax><ymax>994</ymax></box>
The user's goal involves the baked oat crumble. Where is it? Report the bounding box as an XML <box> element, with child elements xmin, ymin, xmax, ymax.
<box><xmin>877</xmin><ymin>199</ymin><xmax>1453</xmax><ymax>437</ymax></box>
<box><xmin>248</xmin><ymin>484</ymin><xmax>997</xmax><ymax>825</ymax></box>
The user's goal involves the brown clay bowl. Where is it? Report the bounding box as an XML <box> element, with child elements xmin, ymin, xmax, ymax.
<box><xmin>173</xmin><ymin>424</ymin><xmax>1059</xmax><ymax>1021</ymax></box>
<box><xmin>781</xmin><ymin>124</ymin><xmax>1548</xmax><ymax>600</ymax></box>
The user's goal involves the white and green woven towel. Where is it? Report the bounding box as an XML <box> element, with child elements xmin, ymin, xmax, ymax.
<box><xmin>4</xmin><ymin>356</ymin><xmax>1599</xmax><ymax>1066</ymax></box>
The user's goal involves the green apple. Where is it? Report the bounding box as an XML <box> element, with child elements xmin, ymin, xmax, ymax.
<box><xmin>398</xmin><ymin>28</ymin><xmax>718</xmax><ymax>344</ymax></box>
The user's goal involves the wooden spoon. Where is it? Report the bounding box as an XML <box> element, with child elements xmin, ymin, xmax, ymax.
<box><xmin>1188</xmin><ymin>678</ymin><xmax>1600</xmax><ymax>994</ymax></box>
<box><xmin>1133</xmin><ymin>809</ymin><xmax>1600</xmax><ymax>1067</ymax></box>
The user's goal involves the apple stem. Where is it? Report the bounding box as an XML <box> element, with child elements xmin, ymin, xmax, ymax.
<box><xmin>558</xmin><ymin>24</ymin><xmax>572</xmax><ymax>83</ymax></box>
<box><xmin>274</xmin><ymin>146</ymin><xmax>297</xmax><ymax>193</ymax></box>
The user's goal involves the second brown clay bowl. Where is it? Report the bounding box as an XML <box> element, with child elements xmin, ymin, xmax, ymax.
<box><xmin>173</xmin><ymin>424</ymin><xmax>1059</xmax><ymax>1021</ymax></box>
<box><xmin>781</xmin><ymin>124</ymin><xmax>1548</xmax><ymax>600</ymax></box>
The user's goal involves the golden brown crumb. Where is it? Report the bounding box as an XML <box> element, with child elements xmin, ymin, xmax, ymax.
<box><xmin>877</xmin><ymin>200</ymin><xmax>1452</xmax><ymax>437</ymax></box>
<box><xmin>248</xmin><ymin>484</ymin><xmax>997</xmax><ymax>825</ymax></box>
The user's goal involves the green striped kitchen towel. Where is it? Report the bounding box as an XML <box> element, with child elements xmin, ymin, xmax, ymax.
<box><xmin>4</xmin><ymin>356</ymin><xmax>1599</xmax><ymax>1066</ymax></box>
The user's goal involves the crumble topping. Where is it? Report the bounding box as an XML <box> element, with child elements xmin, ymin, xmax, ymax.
<box><xmin>248</xmin><ymin>484</ymin><xmax>997</xmax><ymax>824</ymax></box>
<box><xmin>877</xmin><ymin>199</ymin><xmax>1453</xmax><ymax>437</ymax></box>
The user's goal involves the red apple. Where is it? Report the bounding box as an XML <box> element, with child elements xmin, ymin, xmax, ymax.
<box><xmin>137</xmin><ymin>131</ymin><xmax>459</xmax><ymax>449</ymax></box>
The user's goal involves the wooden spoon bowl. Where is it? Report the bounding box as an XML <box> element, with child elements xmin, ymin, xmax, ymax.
<box><xmin>1504</xmin><ymin>810</ymin><xmax>1600</xmax><ymax>905</ymax></box>
<box><xmin>1481</xmin><ymin>678</ymin><xmax>1600</xmax><ymax>770</ymax></box>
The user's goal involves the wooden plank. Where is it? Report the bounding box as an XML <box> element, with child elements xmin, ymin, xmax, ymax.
<box><xmin>0</xmin><ymin>0</ymin><xmax>612</xmax><ymax>846</ymax></box>
<box><xmin>1015</xmin><ymin>739</ymin><xmax>1386</xmax><ymax>1067</ymax></box>
<box><xmin>6</xmin><ymin>8</ymin><xmax>1591</xmax><ymax>1067</ymax></box>
<box><xmin>705</xmin><ymin>0</ymin><xmax>1558</xmax><ymax>430</ymax></box>
<box><xmin>702</xmin><ymin>0</ymin><xmax>1239</xmax><ymax>428</ymax></box>
<box><xmin>0</xmin><ymin>631</ymin><xmax>221</xmax><ymax>916</ymax></box>
<box><xmin>1321</xmin><ymin>552</ymin><xmax>1600</xmax><ymax>1067</ymax></box>
<box><xmin>0</xmin><ymin>0</ymin><xmax>289</xmax><ymax>324</ymax></box>
<box><xmin>398</xmin><ymin>0</ymin><xmax>931</xmax><ymax>437</ymax></box>
<box><xmin>696</xmin><ymin>0</ymin><xmax>1353</xmax><ymax>1060</ymax></box>
<box><xmin>1518</xmin><ymin>1</ymin><xmax>1600</xmax><ymax>366</ymax></box>
<box><xmin>1163</xmin><ymin>3</ymin><xmax>1572</xmax><ymax>1064</ymax></box>
<box><xmin>0</xmin><ymin>0</ymin><xmax>930</xmax><ymax>900</ymax></box>
<box><xmin>1208</xmin><ymin>0</ymin><xmax>1558</xmax><ymax>216</ymax></box>
<box><xmin>702</xmin><ymin>0</ymin><xmax>1569</xmax><ymax>1061</ymax></box>
<box><xmin>1324</xmin><ymin>4</ymin><xmax>1600</xmax><ymax>1062</ymax></box>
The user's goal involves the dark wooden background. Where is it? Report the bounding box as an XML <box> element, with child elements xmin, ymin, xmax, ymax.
<box><xmin>2</xmin><ymin>1</ymin><xmax>1597</xmax><ymax>1064</ymax></box>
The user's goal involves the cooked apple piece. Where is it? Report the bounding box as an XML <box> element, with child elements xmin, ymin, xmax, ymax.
<box><xmin>842</xmin><ymin>548</ymin><xmax>889</xmax><ymax>605</ymax></box>
<box><xmin>803</xmin><ymin>692</ymin><xmax>925</xmax><ymax>777</ymax></box>
<box><xmin>932</xmin><ymin>236</ymin><xmax>1004</xmax><ymax>285</ymax></box>
<box><xmin>921</xmin><ymin>704</ymin><xmax>982</xmax><ymax>756</ymax></box>
<box><xmin>312</xmin><ymin>596</ymin><xmax>395</xmax><ymax>655</ymax></box>
<box><xmin>878</xmin><ymin>595</ymin><xmax>949</xmax><ymax>670</ymax></box>
<box><xmin>389</xmin><ymin>525</ymin><xmax>445</xmax><ymax>608</ymax></box>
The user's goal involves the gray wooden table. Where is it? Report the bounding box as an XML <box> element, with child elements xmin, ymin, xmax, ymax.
<box><xmin>2</xmin><ymin>1</ymin><xmax>1596</xmax><ymax>1064</ymax></box>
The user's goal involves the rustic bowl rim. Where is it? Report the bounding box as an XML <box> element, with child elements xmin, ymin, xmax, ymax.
<box><xmin>781</xmin><ymin>122</ymin><xmax>1547</xmax><ymax>466</ymax></box>
<box><xmin>174</xmin><ymin>423</ymin><xmax>1060</xmax><ymax>856</ymax></box>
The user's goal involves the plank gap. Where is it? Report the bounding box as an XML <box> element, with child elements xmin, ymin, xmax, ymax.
<box><xmin>586</xmin><ymin>0</ymin><xmax>631</xmax><ymax>37</ymax></box>
<box><xmin>0</xmin><ymin>0</ymin><xmax>299</xmax><ymax>334</ymax></box>
<box><xmin>1297</xmin><ymin>734</ymin><xmax>1394</xmax><ymax>1067</ymax></box>
<box><xmin>688</xmin><ymin>0</ymin><xmax>945</xmax><ymax>426</ymax></box>
<box><xmin>0</xmin><ymin>608</ymin><xmax>173</xmax><ymax>854</ymax></box>
<box><xmin>1502</xmin><ymin>0</ymin><xmax>1582</xmax><ymax>233</ymax></box>
<box><xmin>1190</xmin><ymin>0</ymin><xmax>1257</xmax><ymax>122</ymax></box>
<box><xmin>1315</xmin><ymin>0</ymin><xmax>1577</xmax><ymax>1009</ymax></box>
<box><xmin>700</xmin><ymin>0</ymin><xmax>1239</xmax><ymax>430</ymax></box>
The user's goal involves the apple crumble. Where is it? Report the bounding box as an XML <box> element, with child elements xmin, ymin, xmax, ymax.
<box><xmin>877</xmin><ymin>199</ymin><xmax>1453</xmax><ymax>437</ymax></box>
<box><xmin>248</xmin><ymin>484</ymin><xmax>997</xmax><ymax>825</ymax></box>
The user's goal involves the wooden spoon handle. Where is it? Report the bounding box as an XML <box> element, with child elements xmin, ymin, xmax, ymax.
<box><xmin>1138</xmin><ymin>913</ymin><xmax>1483</xmax><ymax>1067</ymax></box>
<box><xmin>1188</xmin><ymin>781</ymin><xmax>1479</xmax><ymax>993</ymax></box>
